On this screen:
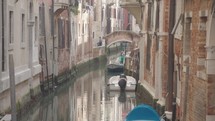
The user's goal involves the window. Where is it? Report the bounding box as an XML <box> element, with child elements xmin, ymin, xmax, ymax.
<box><xmin>85</xmin><ymin>24</ymin><xmax>87</xmax><ymax>34</ymax></box>
<box><xmin>174</xmin><ymin>0</ymin><xmax>182</xmax><ymax>38</ymax></box>
<box><xmin>155</xmin><ymin>2</ymin><xmax>160</xmax><ymax>51</ymax></box>
<box><xmin>72</xmin><ymin>22</ymin><xmax>75</xmax><ymax>40</ymax></box>
<box><xmin>146</xmin><ymin>35</ymin><xmax>152</xmax><ymax>70</ymax></box>
<box><xmin>82</xmin><ymin>23</ymin><xmax>84</xmax><ymax>34</ymax></box>
<box><xmin>58</xmin><ymin>19</ymin><xmax>62</xmax><ymax>48</ymax></box>
<box><xmin>49</xmin><ymin>8</ymin><xmax>54</xmax><ymax>36</ymax></box>
<box><xmin>150</xmin><ymin>2</ymin><xmax>154</xmax><ymax>31</ymax></box>
<box><xmin>35</xmin><ymin>16</ymin><xmax>38</xmax><ymax>45</ymax></box>
<box><xmin>155</xmin><ymin>1</ymin><xmax>160</xmax><ymax>31</ymax></box>
<box><xmin>9</xmin><ymin>11</ymin><xmax>14</xmax><ymax>44</ymax></box>
<box><xmin>29</xmin><ymin>2</ymin><xmax>33</xmax><ymax>19</ymax></box>
<box><xmin>106</xmin><ymin>6</ymin><xmax>111</xmax><ymax>34</ymax></box>
<box><xmin>39</xmin><ymin>45</ymin><xmax>44</xmax><ymax>59</ymax></box>
<box><xmin>141</xmin><ymin>6</ymin><xmax>144</xmax><ymax>22</ymax></box>
<box><xmin>113</xmin><ymin>8</ymin><xmax>116</xmax><ymax>18</ymax></box>
<box><xmin>39</xmin><ymin>6</ymin><xmax>42</xmax><ymax>35</ymax></box>
<box><xmin>102</xmin><ymin>7</ymin><xmax>104</xmax><ymax>22</ymax></box>
<box><xmin>58</xmin><ymin>19</ymin><xmax>65</xmax><ymax>48</ymax></box>
<box><xmin>62</xmin><ymin>20</ymin><xmax>65</xmax><ymax>48</ymax></box>
<box><xmin>118</xmin><ymin>9</ymin><xmax>121</xmax><ymax>20</ymax></box>
<box><xmin>147</xmin><ymin>2</ymin><xmax>154</xmax><ymax>31</ymax></box>
<box><xmin>1</xmin><ymin>0</ymin><xmax>5</xmax><ymax>71</ymax></box>
<box><xmin>39</xmin><ymin>5</ymin><xmax>45</xmax><ymax>36</ymax></box>
<box><xmin>156</xmin><ymin>36</ymin><xmax>159</xmax><ymax>51</ymax></box>
<box><xmin>94</xmin><ymin>7</ymin><xmax>96</xmax><ymax>21</ymax></box>
<box><xmin>183</xmin><ymin>18</ymin><xmax>192</xmax><ymax>56</ymax></box>
<box><xmin>67</xmin><ymin>20</ymin><xmax>70</xmax><ymax>48</ymax></box>
<box><xmin>176</xmin><ymin>70</ymin><xmax>181</xmax><ymax>99</ymax></box>
<box><xmin>21</xmin><ymin>14</ymin><xmax>25</xmax><ymax>42</ymax></box>
<box><xmin>78</xmin><ymin>23</ymin><xmax>80</xmax><ymax>36</ymax></box>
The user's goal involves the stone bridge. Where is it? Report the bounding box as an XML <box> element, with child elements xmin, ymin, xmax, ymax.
<box><xmin>103</xmin><ymin>30</ymin><xmax>140</xmax><ymax>48</ymax></box>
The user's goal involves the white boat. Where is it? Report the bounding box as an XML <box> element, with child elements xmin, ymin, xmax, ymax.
<box><xmin>108</xmin><ymin>90</ymin><xmax>136</xmax><ymax>98</ymax></box>
<box><xmin>107</xmin><ymin>74</ymin><xmax>137</xmax><ymax>91</ymax></box>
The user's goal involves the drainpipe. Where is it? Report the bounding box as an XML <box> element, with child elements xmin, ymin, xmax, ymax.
<box><xmin>181</xmin><ymin>0</ymin><xmax>188</xmax><ymax>120</ymax></box>
<box><xmin>67</xmin><ymin>2</ymin><xmax>72</xmax><ymax>73</ymax></box>
<box><xmin>0</xmin><ymin>0</ymin><xmax>2</xmax><ymax>82</ymax></box>
<box><xmin>166</xmin><ymin>0</ymin><xmax>175</xmax><ymax>120</ymax></box>
<box><xmin>51</xmin><ymin>0</ymin><xmax>55</xmax><ymax>89</ymax></box>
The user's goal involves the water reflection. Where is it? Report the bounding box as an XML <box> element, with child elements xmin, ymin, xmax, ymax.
<box><xmin>106</xmin><ymin>91</ymin><xmax>136</xmax><ymax>121</ymax></box>
<box><xmin>19</xmin><ymin>68</ymin><xmax>136</xmax><ymax>121</ymax></box>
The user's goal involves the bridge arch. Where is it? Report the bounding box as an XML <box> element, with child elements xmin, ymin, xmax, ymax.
<box><xmin>103</xmin><ymin>30</ymin><xmax>140</xmax><ymax>48</ymax></box>
<box><xmin>107</xmin><ymin>39</ymin><xmax>132</xmax><ymax>47</ymax></box>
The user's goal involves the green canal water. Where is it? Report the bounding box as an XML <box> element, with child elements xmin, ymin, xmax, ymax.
<box><xmin>18</xmin><ymin>60</ymin><xmax>137</xmax><ymax>121</ymax></box>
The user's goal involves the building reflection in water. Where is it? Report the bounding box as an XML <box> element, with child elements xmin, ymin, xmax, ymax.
<box><xmin>73</xmin><ymin>69</ymin><xmax>136</xmax><ymax>121</ymax></box>
<box><xmin>19</xmin><ymin>69</ymin><xmax>136</xmax><ymax>121</ymax></box>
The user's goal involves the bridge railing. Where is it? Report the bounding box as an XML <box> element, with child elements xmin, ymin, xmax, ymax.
<box><xmin>120</xmin><ymin>0</ymin><xmax>139</xmax><ymax>3</ymax></box>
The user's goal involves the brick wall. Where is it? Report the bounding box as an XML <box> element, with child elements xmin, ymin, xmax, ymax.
<box><xmin>58</xmin><ymin>49</ymin><xmax>70</xmax><ymax>74</ymax></box>
<box><xmin>208</xmin><ymin>75</ymin><xmax>215</xmax><ymax>115</ymax></box>
<box><xmin>137</xmin><ymin>0</ymin><xmax>214</xmax><ymax>120</ymax></box>
<box><xmin>182</xmin><ymin>0</ymin><xmax>214</xmax><ymax>120</ymax></box>
<box><xmin>161</xmin><ymin>0</ymin><xmax>169</xmax><ymax>98</ymax></box>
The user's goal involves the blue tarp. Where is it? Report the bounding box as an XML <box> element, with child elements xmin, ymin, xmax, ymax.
<box><xmin>126</xmin><ymin>104</ymin><xmax>160</xmax><ymax>121</ymax></box>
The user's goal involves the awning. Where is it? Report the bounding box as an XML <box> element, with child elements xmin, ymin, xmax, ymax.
<box><xmin>126</xmin><ymin>104</ymin><xmax>160</xmax><ymax>121</ymax></box>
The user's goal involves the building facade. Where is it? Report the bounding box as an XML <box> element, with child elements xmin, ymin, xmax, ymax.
<box><xmin>179</xmin><ymin>0</ymin><xmax>215</xmax><ymax>121</ymax></box>
<box><xmin>0</xmin><ymin>0</ymin><xmax>105</xmax><ymax>114</ymax></box>
<box><xmin>120</xmin><ymin>0</ymin><xmax>215</xmax><ymax>121</ymax></box>
<box><xmin>76</xmin><ymin>0</ymin><xmax>92</xmax><ymax>63</ymax></box>
<box><xmin>38</xmin><ymin>0</ymin><xmax>72</xmax><ymax>91</ymax></box>
<box><xmin>0</xmin><ymin>0</ymin><xmax>41</xmax><ymax>112</ymax></box>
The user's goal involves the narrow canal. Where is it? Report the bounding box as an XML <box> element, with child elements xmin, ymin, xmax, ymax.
<box><xmin>18</xmin><ymin>59</ymin><xmax>137</xmax><ymax>121</ymax></box>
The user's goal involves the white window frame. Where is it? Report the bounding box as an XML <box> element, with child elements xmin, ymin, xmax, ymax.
<box><xmin>8</xmin><ymin>6</ymin><xmax>14</xmax><ymax>51</ymax></box>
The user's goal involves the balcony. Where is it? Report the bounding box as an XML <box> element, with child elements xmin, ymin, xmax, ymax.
<box><xmin>120</xmin><ymin>0</ymin><xmax>143</xmax><ymax>28</ymax></box>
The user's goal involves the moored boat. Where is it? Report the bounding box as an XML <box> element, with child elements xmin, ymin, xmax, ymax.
<box><xmin>107</xmin><ymin>74</ymin><xmax>136</xmax><ymax>91</ymax></box>
<box><xmin>107</xmin><ymin>53</ymin><xmax>125</xmax><ymax>72</ymax></box>
<box><xmin>107</xmin><ymin>63</ymin><xmax>124</xmax><ymax>72</ymax></box>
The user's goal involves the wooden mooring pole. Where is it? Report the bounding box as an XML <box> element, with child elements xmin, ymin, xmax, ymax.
<box><xmin>9</xmin><ymin>54</ymin><xmax>17</xmax><ymax>121</ymax></box>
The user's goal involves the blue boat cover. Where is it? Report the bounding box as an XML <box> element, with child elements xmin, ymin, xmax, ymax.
<box><xmin>126</xmin><ymin>104</ymin><xmax>160</xmax><ymax>121</ymax></box>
